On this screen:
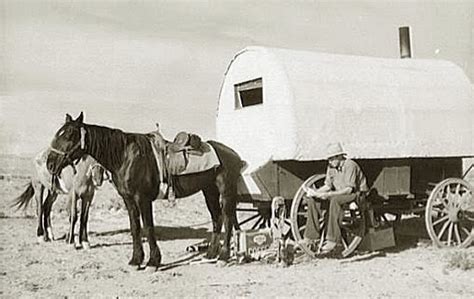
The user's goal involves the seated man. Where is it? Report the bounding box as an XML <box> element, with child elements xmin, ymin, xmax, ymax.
<box><xmin>303</xmin><ymin>142</ymin><xmax>368</xmax><ymax>254</ymax></box>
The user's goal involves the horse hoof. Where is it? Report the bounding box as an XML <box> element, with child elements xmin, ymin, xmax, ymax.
<box><xmin>37</xmin><ymin>236</ymin><xmax>45</xmax><ymax>243</ymax></box>
<box><xmin>216</xmin><ymin>260</ymin><xmax>227</xmax><ymax>268</ymax></box>
<box><xmin>128</xmin><ymin>259</ymin><xmax>143</xmax><ymax>267</ymax></box>
<box><xmin>82</xmin><ymin>242</ymin><xmax>90</xmax><ymax>250</ymax></box>
<box><xmin>47</xmin><ymin>228</ymin><xmax>55</xmax><ymax>241</ymax></box>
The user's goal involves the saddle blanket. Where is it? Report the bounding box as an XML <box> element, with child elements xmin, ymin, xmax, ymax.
<box><xmin>175</xmin><ymin>142</ymin><xmax>220</xmax><ymax>175</ymax></box>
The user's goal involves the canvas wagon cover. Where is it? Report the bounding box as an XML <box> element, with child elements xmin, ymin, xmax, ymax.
<box><xmin>216</xmin><ymin>47</ymin><xmax>473</xmax><ymax>169</ymax></box>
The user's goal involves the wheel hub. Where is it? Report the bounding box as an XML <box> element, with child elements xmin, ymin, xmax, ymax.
<box><xmin>448</xmin><ymin>207</ymin><xmax>460</xmax><ymax>222</ymax></box>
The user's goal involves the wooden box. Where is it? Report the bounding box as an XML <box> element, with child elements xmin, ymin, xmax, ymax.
<box><xmin>233</xmin><ymin>228</ymin><xmax>273</xmax><ymax>259</ymax></box>
<box><xmin>359</xmin><ymin>226</ymin><xmax>396</xmax><ymax>252</ymax></box>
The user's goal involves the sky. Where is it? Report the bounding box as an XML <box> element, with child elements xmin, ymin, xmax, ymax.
<box><xmin>1</xmin><ymin>0</ymin><xmax>472</xmax><ymax>156</ymax></box>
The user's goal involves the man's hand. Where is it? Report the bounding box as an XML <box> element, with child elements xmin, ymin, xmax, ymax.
<box><xmin>303</xmin><ymin>186</ymin><xmax>330</xmax><ymax>199</ymax></box>
<box><xmin>318</xmin><ymin>192</ymin><xmax>331</xmax><ymax>200</ymax></box>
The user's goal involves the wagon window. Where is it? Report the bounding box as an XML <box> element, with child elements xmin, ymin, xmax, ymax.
<box><xmin>234</xmin><ymin>78</ymin><xmax>263</xmax><ymax>109</ymax></box>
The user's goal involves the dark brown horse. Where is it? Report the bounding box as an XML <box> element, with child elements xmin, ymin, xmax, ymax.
<box><xmin>46</xmin><ymin>112</ymin><xmax>244</xmax><ymax>269</ymax></box>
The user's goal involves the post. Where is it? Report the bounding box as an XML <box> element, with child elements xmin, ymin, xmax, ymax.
<box><xmin>399</xmin><ymin>26</ymin><xmax>412</xmax><ymax>59</ymax></box>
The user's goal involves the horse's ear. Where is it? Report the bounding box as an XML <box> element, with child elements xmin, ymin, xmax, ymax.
<box><xmin>155</xmin><ymin>123</ymin><xmax>160</xmax><ymax>131</ymax></box>
<box><xmin>65</xmin><ymin>114</ymin><xmax>73</xmax><ymax>123</ymax></box>
<box><xmin>76</xmin><ymin>112</ymin><xmax>84</xmax><ymax>123</ymax></box>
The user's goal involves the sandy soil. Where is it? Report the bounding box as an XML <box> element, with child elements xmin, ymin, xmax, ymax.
<box><xmin>1</xmin><ymin>177</ymin><xmax>473</xmax><ymax>298</ymax></box>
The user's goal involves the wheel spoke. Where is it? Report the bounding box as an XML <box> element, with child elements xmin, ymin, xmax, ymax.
<box><xmin>239</xmin><ymin>213</ymin><xmax>260</xmax><ymax>226</ymax></box>
<box><xmin>251</xmin><ymin>216</ymin><xmax>264</xmax><ymax>229</ymax></box>
<box><xmin>447</xmin><ymin>222</ymin><xmax>453</xmax><ymax>246</ymax></box>
<box><xmin>454</xmin><ymin>224</ymin><xmax>462</xmax><ymax>245</ymax></box>
<box><xmin>341</xmin><ymin>236</ymin><xmax>348</xmax><ymax>249</ymax></box>
<box><xmin>437</xmin><ymin>220</ymin><xmax>450</xmax><ymax>240</ymax></box>
<box><xmin>459</xmin><ymin>192</ymin><xmax>473</xmax><ymax>211</ymax></box>
<box><xmin>444</xmin><ymin>185</ymin><xmax>450</xmax><ymax>201</ymax></box>
<box><xmin>460</xmin><ymin>226</ymin><xmax>471</xmax><ymax>237</ymax></box>
<box><xmin>298</xmin><ymin>224</ymin><xmax>306</xmax><ymax>233</ymax></box>
<box><xmin>432</xmin><ymin>215</ymin><xmax>449</xmax><ymax>227</ymax></box>
<box><xmin>432</xmin><ymin>206</ymin><xmax>448</xmax><ymax>217</ymax></box>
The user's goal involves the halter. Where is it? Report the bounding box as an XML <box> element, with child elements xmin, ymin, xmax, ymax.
<box><xmin>49</xmin><ymin>127</ymin><xmax>87</xmax><ymax>173</ymax></box>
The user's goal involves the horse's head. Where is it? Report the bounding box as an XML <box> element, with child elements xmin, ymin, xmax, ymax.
<box><xmin>47</xmin><ymin>112</ymin><xmax>87</xmax><ymax>176</ymax></box>
<box><xmin>87</xmin><ymin>163</ymin><xmax>108</xmax><ymax>187</ymax></box>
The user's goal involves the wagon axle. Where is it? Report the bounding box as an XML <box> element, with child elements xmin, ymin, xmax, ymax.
<box><xmin>447</xmin><ymin>208</ymin><xmax>465</xmax><ymax>223</ymax></box>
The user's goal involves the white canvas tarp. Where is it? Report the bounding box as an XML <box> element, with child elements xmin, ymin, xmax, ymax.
<box><xmin>216</xmin><ymin>47</ymin><xmax>473</xmax><ymax>170</ymax></box>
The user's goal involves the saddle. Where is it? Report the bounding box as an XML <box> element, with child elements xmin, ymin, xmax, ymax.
<box><xmin>167</xmin><ymin>131</ymin><xmax>210</xmax><ymax>175</ymax></box>
<box><xmin>148</xmin><ymin>129</ymin><xmax>219</xmax><ymax>201</ymax></box>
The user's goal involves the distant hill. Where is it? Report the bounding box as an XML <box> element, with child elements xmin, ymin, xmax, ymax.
<box><xmin>0</xmin><ymin>154</ymin><xmax>33</xmax><ymax>177</ymax></box>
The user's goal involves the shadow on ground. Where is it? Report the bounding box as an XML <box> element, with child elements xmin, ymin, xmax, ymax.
<box><xmin>387</xmin><ymin>216</ymin><xmax>432</xmax><ymax>253</ymax></box>
<box><xmin>339</xmin><ymin>216</ymin><xmax>434</xmax><ymax>263</ymax></box>
<box><xmin>92</xmin><ymin>225</ymin><xmax>209</xmax><ymax>241</ymax></box>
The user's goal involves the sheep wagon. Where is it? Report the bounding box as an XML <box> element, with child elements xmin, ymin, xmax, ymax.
<box><xmin>216</xmin><ymin>46</ymin><xmax>473</xmax><ymax>257</ymax></box>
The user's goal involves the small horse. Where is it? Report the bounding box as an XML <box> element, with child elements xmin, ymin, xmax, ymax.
<box><xmin>46</xmin><ymin>112</ymin><xmax>244</xmax><ymax>269</ymax></box>
<box><xmin>13</xmin><ymin>149</ymin><xmax>106</xmax><ymax>248</ymax></box>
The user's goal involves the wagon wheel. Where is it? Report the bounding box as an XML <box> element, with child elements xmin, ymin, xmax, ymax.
<box><xmin>425</xmin><ymin>178</ymin><xmax>473</xmax><ymax>248</ymax></box>
<box><xmin>235</xmin><ymin>202</ymin><xmax>271</xmax><ymax>231</ymax></box>
<box><xmin>339</xmin><ymin>206</ymin><xmax>365</xmax><ymax>257</ymax></box>
<box><xmin>290</xmin><ymin>174</ymin><xmax>363</xmax><ymax>258</ymax></box>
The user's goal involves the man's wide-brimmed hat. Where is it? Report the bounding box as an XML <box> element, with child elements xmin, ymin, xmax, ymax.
<box><xmin>326</xmin><ymin>142</ymin><xmax>346</xmax><ymax>159</ymax></box>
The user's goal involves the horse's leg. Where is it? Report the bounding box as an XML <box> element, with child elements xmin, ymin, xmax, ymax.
<box><xmin>123</xmin><ymin>197</ymin><xmax>144</xmax><ymax>266</ymax></box>
<box><xmin>202</xmin><ymin>185</ymin><xmax>223</xmax><ymax>259</ymax></box>
<box><xmin>138</xmin><ymin>198</ymin><xmax>161</xmax><ymax>268</ymax></box>
<box><xmin>216</xmin><ymin>170</ymin><xmax>237</xmax><ymax>262</ymax></box>
<box><xmin>79</xmin><ymin>195</ymin><xmax>92</xmax><ymax>250</ymax></box>
<box><xmin>67</xmin><ymin>192</ymin><xmax>78</xmax><ymax>245</ymax></box>
<box><xmin>34</xmin><ymin>182</ymin><xmax>45</xmax><ymax>242</ymax></box>
<box><xmin>47</xmin><ymin>193</ymin><xmax>59</xmax><ymax>240</ymax></box>
<box><xmin>43</xmin><ymin>191</ymin><xmax>57</xmax><ymax>241</ymax></box>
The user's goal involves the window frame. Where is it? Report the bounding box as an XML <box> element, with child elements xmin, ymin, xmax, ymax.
<box><xmin>234</xmin><ymin>78</ymin><xmax>263</xmax><ymax>109</ymax></box>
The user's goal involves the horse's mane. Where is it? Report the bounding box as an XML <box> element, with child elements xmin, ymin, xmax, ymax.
<box><xmin>85</xmin><ymin>123</ymin><xmax>152</xmax><ymax>171</ymax></box>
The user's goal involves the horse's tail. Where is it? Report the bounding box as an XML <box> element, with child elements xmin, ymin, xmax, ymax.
<box><xmin>11</xmin><ymin>182</ymin><xmax>35</xmax><ymax>210</ymax></box>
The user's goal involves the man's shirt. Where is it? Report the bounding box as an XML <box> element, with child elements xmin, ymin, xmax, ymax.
<box><xmin>324</xmin><ymin>159</ymin><xmax>368</xmax><ymax>193</ymax></box>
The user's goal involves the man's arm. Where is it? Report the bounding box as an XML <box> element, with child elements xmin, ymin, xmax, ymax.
<box><xmin>326</xmin><ymin>186</ymin><xmax>352</xmax><ymax>197</ymax></box>
<box><xmin>304</xmin><ymin>184</ymin><xmax>331</xmax><ymax>197</ymax></box>
<box><xmin>307</xmin><ymin>186</ymin><xmax>352</xmax><ymax>199</ymax></box>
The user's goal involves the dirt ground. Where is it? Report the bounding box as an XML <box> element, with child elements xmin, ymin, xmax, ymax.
<box><xmin>1</xmin><ymin>177</ymin><xmax>473</xmax><ymax>298</ymax></box>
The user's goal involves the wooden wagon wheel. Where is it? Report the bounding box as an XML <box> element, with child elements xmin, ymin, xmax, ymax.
<box><xmin>290</xmin><ymin>174</ymin><xmax>363</xmax><ymax>258</ymax></box>
<box><xmin>425</xmin><ymin>178</ymin><xmax>473</xmax><ymax>248</ymax></box>
<box><xmin>235</xmin><ymin>202</ymin><xmax>271</xmax><ymax>231</ymax></box>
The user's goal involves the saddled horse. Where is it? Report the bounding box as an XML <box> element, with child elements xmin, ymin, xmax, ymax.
<box><xmin>13</xmin><ymin>149</ymin><xmax>106</xmax><ymax>248</ymax></box>
<box><xmin>46</xmin><ymin>112</ymin><xmax>245</xmax><ymax>269</ymax></box>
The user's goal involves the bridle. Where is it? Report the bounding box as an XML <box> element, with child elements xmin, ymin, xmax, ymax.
<box><xmin>49</xmin><ymin>127</ymin><xmax>87</xmax><ymax>174</ymax></box>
